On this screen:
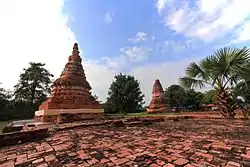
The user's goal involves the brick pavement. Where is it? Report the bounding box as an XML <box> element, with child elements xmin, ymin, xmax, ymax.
<box><xmin>0</xmin><ymin>119</ymin><xmax>250</xmax><ymax>167</ymax></box>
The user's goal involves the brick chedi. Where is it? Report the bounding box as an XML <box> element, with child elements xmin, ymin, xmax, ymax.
<box><xmin>35</xmin><ymin>43</ymin><xmax>104</xmax><ymax>123</ymax></box>
<box><xmin>147</xmin><ymin>79</ymin><xmax>170</xmax><ymax>113</ymax></box>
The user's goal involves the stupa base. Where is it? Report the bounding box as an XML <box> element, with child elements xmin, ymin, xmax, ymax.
<box><xmin>35</xmin><ymin>108</ymin><xmax>104</xmax><ymax>123</ymax></box>
<box><xmin>146</xmin><ymin>107</ymin><xmax>172</xmax><ymax>113</ymax></box>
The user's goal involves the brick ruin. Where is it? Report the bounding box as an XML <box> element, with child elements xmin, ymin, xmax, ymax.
<box><xmin>147</xmin><ymin>79</ymin><xmax>170</xmax><ymax>113</ymax></box>
<box><xmin>35</xmin><ymin>43</ymin><xmax>104</xmax><ymax>123</ymax></box>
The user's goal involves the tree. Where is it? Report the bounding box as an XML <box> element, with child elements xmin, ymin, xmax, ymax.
<box><xmin>165</xmin><ymin>85</ymin><xmax>203</xmax><ymax>111</ymax></box>
<box><xmin>184</xmin><ymin>89</ymin><xmax>203</xmax><ymax>110</ymax></box>
<box><xmin>202</xmin><ymin>90</ymin><xmax>216</xmax><ymax>104</ymax></box>
<box><xmin>106</xmin><ymin>73</ymin><xmax>145</xmax><ymax>114</ymax></box>
<box><xmin>232</xmin><ymin>82</ymin><xmax>250</xmax><ymax>103</ymax></box>
<box><xmin>0</xmin><ymin>84</ymin><xmax>12</xmax><ymax>119</ymax></box>
<box><xmin>14</xmin><ymin>62</ymin><xmax>54</xmax><ymax>116</ymax></box>
<box><xmin>180</xmin><ymin>47</ymin><xmax>250</xmax><ymax>118</ymax></box>
<box><xmin>165</xmin><ymin>85</ymin><xmax>186</xmax><ymax>109</ymax></box>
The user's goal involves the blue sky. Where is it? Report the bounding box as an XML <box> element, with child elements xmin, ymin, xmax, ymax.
<box><xmin>0</xmin><ymin>0</ymin><xmax>250</xmax><ymax>103</ymax></box>
<box><xmin>65</xmin><ymin>0</ymin><xmax>206</xmax><ymax>66</ymax></box>
<box><xmin>64</xmin><ymin>0</ymin><xmax>250</xmax><ymax>68</ymax></box>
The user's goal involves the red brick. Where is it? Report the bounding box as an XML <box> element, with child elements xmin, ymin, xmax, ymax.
<box><xmin>163</xmin><ymin>163</ymin><xmax>175</xmax><ymax>167</ymax></box>
<box><xmin>150</xmin><ymin>163</ymin><xmax>161</xmax><ymax>167</ymax></box>
<box><xmin>44</xmin><ymin>155</ymin><xmax>56</xmax><ymax>162</ymax></box>
<box><xmin>212</xmin><ymin>144</ymin><xmax>231</xmax><ymax>151</ymax></box>
<box><xmin>28</xmin><ymin>152</ymin><xmax>43</xmax><ymax>159</ymax></box>
<box><xmin>173</xmin><ymin>145</ymin><xmax>183</xmax><ymax>149</ymax></box>
<box><xmin>109</xmin><ymin>156</ymin><xmax>117</xmax><ymax>161</ymax></box>
<box><xmin>0</xmin><ymin>161</ymin><xmax>15</xmax><ymax>167</ymax></box>
<box><xmin>68</xmin><ymin>152</ymin><xmax>77</xmax><ymax>157</ymax></box>
<box><xmin>112</xmin><ymin>158</ymin><xmax>129</xmax><ymax>165</ymax></box>
<box><xmin>36</xmin><ymin>163</ymin><xmax>48</xmax><ymax>167</ymax></box>
<box><xmin>160</xmin><ymin>155</ymin><xmax>178</xmax><ymax>162</ymax></box>
<box><xmin>195</xmin><ymin>152</ymin><xmax>213</xmax><ymax>161</ymax></box>
<box><xmin>87</xmin><ymin>158</ymin><xmax>98</xmax><ymax>165</ymax></box>
<box><xmin>184</xmin><ymin>164</ymin><xmax>196</xmax><ymax>167</ymax></box>
<box><xmin>117</xmin><ymin>151</ymin><xmax>131</xmax><ymax>158</ymax></box>
<box><xmin>32</xmin><ymin>158</ymin><xmax>44</xmax><ymax>165</ymax></box>
<box><xmin>203</xmin><ymin>144</ymin><xmax>211</xmax><ymax>149</ymax></box>
<box><xmin>241</xmin><ymin>153</ymin><xmax>250</xmax><ymax>160</ymax></box>
<box><xmin>226</xmin><ymin>161</ymin><xmax>241</xmax><ymax>167</ymax></box>
<box><xmin>106</xmin><ymin>162</ymin><xmax>115</xmax><ymax>167</ymax></box>
<box><xmin>173</xmin><ymin>158</ymin><xmax>189</xmax><ymax>166</ymax></box>
<box><xmin>100</xmin><ymin>159</ymin><xmax>110</xmax><ymax>163</ymax></box>
<box><xmin>156</xmin><ymin>159</ymin><xmax>166</xmax><ymax>166</ymax></box>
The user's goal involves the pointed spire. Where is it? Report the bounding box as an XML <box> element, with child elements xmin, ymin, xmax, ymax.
<box><xmin>72</xmin><ymin>43</ymin><xmax>80</xmax><ymax>55</ymax></box>
<box><xmin>152</xmin><ymin>79</ymin><xmax>164</xmax><ymax>94</ymax></box>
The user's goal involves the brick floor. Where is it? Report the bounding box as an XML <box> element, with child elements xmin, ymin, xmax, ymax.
<box><xmin>0</xmin><ymin>119</ymin><xmax>250</xmax><ymax>167</ymax></box>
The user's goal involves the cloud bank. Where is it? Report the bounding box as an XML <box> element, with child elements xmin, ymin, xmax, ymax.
<box><xmin>0</xmin><ymin>0</ymin><xmax>203</xmax><ymax>105</ymax></box>
<box><xmin>157</xmin><ymin>0</ymin><xmax>250</xmax><ymax>42</ymax></box>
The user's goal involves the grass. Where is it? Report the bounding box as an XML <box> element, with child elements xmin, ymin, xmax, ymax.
<box><xmin>105</xmin><ymin>111</ymin><xmax>185</xmax><ymax>118</ymax></box>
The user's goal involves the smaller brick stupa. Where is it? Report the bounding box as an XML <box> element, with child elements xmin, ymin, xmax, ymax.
<box><xmin>147</xmin><ymin>79</ymin><xmax>170</xmax><ymax>113</ymax></box>
<box><xmin>35</xmin><ymin>43</ymin><xmax>104</xmax><ymax>123</ymax></box>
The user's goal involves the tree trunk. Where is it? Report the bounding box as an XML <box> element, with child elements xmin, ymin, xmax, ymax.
<box><xmin>29</xmin><ymin>82</ymin><xmax>37</xmax><ymax>114</ymax></box>
<box><xmin>216</xmin><ymin>87</ymin><xmax>236</xmax><ymax>119</ymax></box>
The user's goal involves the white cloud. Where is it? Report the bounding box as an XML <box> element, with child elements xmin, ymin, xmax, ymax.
<box><xmin>97</xmin><ymin>55</ymin><xmax>201</xmax><ymax>104</ymax></box>
<box><xmin>156</xmin><ymin>0</ymin><xmax>250</xmax><ymax>42</ymax></box>
<box><xmin>0</xmin><ymin>0</ymin><xmax>207</xmax><ymax>107</ymax></box>
<box><xmin>235</xmin><ymin>21</ymin><xmax>250</xmax><ymax>42</ymax></box>
<box><xmin>0</xmin><ymin>0</ymin><xmax>117</xmax><ymax>104</ymax></box>
<box><xmin>104</xmin><ymin>11</ymin><xmax>113</xmax><ymax>24</ymax></box>
<box><xmin>83</xmin><ymin>60</ymin><xmax>116</xmax><ymax>102</ymax></box>
<box><xmin>120</xmin><ymin>46</ymin><xmax>151</xmax><ymax>62</ymax></box>
<box><xmin>0</xmin><ymin>0</ymin><xmax>76</xmax><ymax>90</ymax></box>
<box><xmin>128</xmin><ymin>32</ymin><xmax>148</xmax><ymax>43</ymax></box>
<box><xmin>131</xmin><ymin>58</ymin><xmax>203</xmax><ymax>104</ymax></box>
<box><xmin>156</xmin><ymin>0</ymin><xmax>174</xmax><ymax>14</ymax></box>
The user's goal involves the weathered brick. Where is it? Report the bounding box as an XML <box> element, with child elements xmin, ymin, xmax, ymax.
<box><xmin>0</xmin><ymin>161</ymin><xmax>15</xmax><ymax>167</ymax></box>
<box><xmin>100</xmin><ymin>158</ymin><xmax>110</xmax><ymax>163</ymax></box>
<box><xmin>32</xmin><ymin>158</ymin><xmax>44</xmax><ymax>165</ymax></box>
<box><xmin>226</xmin><ymin>161</ymin><xmax>241</xmax><ymax>167</ymax></box>
<box><xmin>36</xmin><ymin>163</ymin><xmax>49</xmax><ymax>167</ymax></box>
<box><xmin>173</xmin><ymin>158</ymin><xmax>189</xmax><ymax>166</ymax></box>
<box><xmin>163</xmin><ymin>163</ymin><xmax>175</xmax><ymax>167</ymax></box>
<box><xmin>112</xmin><ymin>158</ymin><xmax>129</xmax><ymax>165</ymax></box>
<box><xmin>195</xmin><ymin>152</ymin><xmax>213</xmax><ymax>161</ymax></box>
<box><xmin>150</xmin><ymin>163</ymin><xmax>161</xmax><ymax>167</ymax></box>
<box><xmin>44</xmin><ymin>155</ymin><xmax>56</xmax><ymax>163</ymax></box>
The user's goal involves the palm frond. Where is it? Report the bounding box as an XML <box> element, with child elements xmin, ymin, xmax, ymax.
<box><xmin>179</xmin><ymin>76</ymin><xmax>206</xmax><ymax>89</ymax></box>
<box><xmin>185</xmin><ymin>62</ymin><xmax>207</xmax><ymax>79</ymax></box>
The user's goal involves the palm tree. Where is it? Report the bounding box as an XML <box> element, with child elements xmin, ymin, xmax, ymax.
<box><xmin>180</xmin><ymin>47</ymin><xmax>250</xmax><ymax>118</ymax></box>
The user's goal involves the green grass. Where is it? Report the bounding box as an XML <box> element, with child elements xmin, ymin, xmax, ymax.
<box><xmin>105</xmin><ymin>111</ymin><xmax>184</xmax><ymax>118</ymax></box>
<box><xmin>0</xmin><ymin>121</ymin><xmax>8</xmax><ymax>133</ymax></box>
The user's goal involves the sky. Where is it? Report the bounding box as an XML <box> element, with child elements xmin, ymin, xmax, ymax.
<box><xmin>0</xmin><ymin>0</ymin><xmax>250</xmax><ymax>104</ymax></box>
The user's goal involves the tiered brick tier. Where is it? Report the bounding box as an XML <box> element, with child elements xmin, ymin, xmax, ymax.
<box><xmin>147</xmin><ymin>79</ymin><xmax>170</xmax><ymax>113</ymax></box>
<box><xmin>35</xmin><ymin>43</ymin><xmax>104</xmax><ymax>122</ymax></box>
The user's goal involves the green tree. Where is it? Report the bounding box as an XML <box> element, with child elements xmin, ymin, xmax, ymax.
<box><xmin>232</xmin><ymin>82</ymin><xmax>250</xmax><ymax>103</ymax></box>
<box><xmin>106</xmin><ymin>73</ymin><xmax>145</xmax><ymax>114</ymax></box>
<box><xmin>165</xmin><ymin>85</ymin><xmax>186</xmax><ymax>109</ymax></box>
<box><xmin>180</xmin><ymin>47</ymin><xmax>250</xmax><ymax>118</ymax></box>
<box><xmin>14</xmin><ymin>62</ymin><xmax>54</xmax><ymax>116</ymax></box>
<box><xmin>184</xmin><ymin>89</ymin><xmax>203</xmax><ymax>110</ymax></box>
<box><xmin>0</xmin><ymin>84</ymin><xmax>12</xmax><ymax>120</ymax></box>
<box><xmin>202</xmin><ymin>90</ymin><xmax>216</xmax><ymax>104</ymax></box>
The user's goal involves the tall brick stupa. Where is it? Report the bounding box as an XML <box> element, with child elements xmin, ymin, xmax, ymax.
<box><xmin>35</xmin><ymin>43</ymin><xmax>104</xmax><ymax>123</ymax></box>
<box><xmin>147</xmin><ymin>79</ymin><xmax>170</xmax><ymax>113</ymax></box>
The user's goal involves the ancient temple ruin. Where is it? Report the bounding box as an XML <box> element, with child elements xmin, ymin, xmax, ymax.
<box><xmin>147</xmin><ymin>79</ymin><xmax>170</xmax><ymax>113</ymax></box>
<box><xmin>35</xmin><ymin>43</ymin><xmax>104</xmax><ymax>123</ymax></box>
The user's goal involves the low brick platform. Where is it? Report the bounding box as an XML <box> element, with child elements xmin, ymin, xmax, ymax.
<box><xmin>0</xmin><ymin>118</ymin><xmax>249</xmax><ymax>167</ymax></box>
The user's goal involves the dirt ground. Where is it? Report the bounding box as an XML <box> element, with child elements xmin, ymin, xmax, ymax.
<box><xmin>0</xmin><ymin>118</ymin><xmax>250</xmax><ymax>167</ymax></box>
